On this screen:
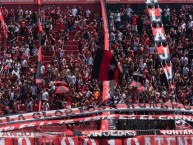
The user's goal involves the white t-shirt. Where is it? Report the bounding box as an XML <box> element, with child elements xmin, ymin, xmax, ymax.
<box><xmin>6</xmin><ymin>59</ymin><xmax>13</xmax><ymax>68</ymax></box>
<box><xmin>21</xmin><ymin>59</ymin><xmax>27</xmax><ymax>67</ymax></box>
<box><xmin>9</xmin><ymin>91</ymin><xmax>14</xmax><ymax>100</ymax></box>
<box><xmin>115</xmin><ymin>13</ymin><xmax>121</xmax><ymax>22</ymax></box>
<box><xmin>86</xmin><ymin>10</ymin><xmax>91</xmax><ymax>18</ymax></box>
<box><xmin>126</xmin><ymin>8</ymin><xmax>133</xmax><ymax>16</ymax></box>
<box><xmin>181</xmin><ymin>23</ymin><xmax>186</xmax><ymax>30</ymax></box>
<box><xmin>140</xmin><ymin>62</ymin><xmax>146</xmax><ymax>70</ymax></box>
<box><xmin>42</xmin><ymin>91</ymin><xmax>49</xmax><ymax>101</ymax></box>
<box><xmin>86</xmin><ymin>90</ymin><xmax>92</xmax><ymax>98</ymax></box>
<box><xmin>72</xmin><ymin>8</ymin><xmax>78</xmax><ymax>17</ymax></box>
<box><xmin>41</xmin><ymin>65</ymin><xmax>45</xmax><ymax>74</ymax></box>
<box><xmin>31</xmin><ymin>86</ymin><xmax>37</xmax><ymax>95</ymax></box>
<box><xmin>12</xmin><ymin>69</ymin><xmax>20</xmax><ymax>79</ymax></box>
<box><xmin>188</xmin><ymin>21</ymin><xmax>193</xmax><ymax>29</ymax></box>
<box><xmin>117</xmin><ymin>32</ymin><xmax>123</xmax><ymax>41</ymax></box>
<box><xmin>42</xmin><ymin>102</ymin><xmax>49</xmax><ymax>111</ymax></box>
<box><xmin>25</xmin><ymin>48</ymin><xmax>30</xmax><ymax>56</ymax></box>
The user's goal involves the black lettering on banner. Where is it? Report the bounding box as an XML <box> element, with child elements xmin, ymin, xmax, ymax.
<box><xmin>10</xmin><ymin>132</ymin><xmax>16</xmax><ymax>136</ymax></box>
<box><xmin>65</xmin><ymin>109</ymin><xmax>73</xmax><ymax>116</ymax></box>
<box><xmin>98</xmin><ymin>106</ymin><xmax>106</xmax><ymax>111</ymax></box>
<box><xmin>2</xmin><ymin>132</ymin><xmax>9</xmax><ymax>137</ymax></box>
<box><xmin>78</xmin><ymin>107</ymin><xmax>84</xmax><ymax>113</ymax></box>
<box><xmin>55</xmin><ymin>110</ymin><xmax>63</xmax><ymax>117</ymax></box>
<box><xmin>184</xmin><ymin>105</ymin><xmax>191</xmax><ymax>110</ymax></box>
<box><xmin>25</xmin><ymin>132</ymin><xmax>31</xmax><ymax>137</ymax></box>
<box><xmin>18</xmin><ymin>115</ymin><xmax>26</xmax><ymax>121</ymax></box>
<box><xmin>33</xmin><ymin>113</ymin><xmax>41</xmax><ymax>119</ymax></box>
<box><xmin>86</xmin><ymin>106</ymin><xmax>95</xmax><ymax>112</ymax></box>
<box><xmin>138</xmin><ymin>103</ymin><xmax>146</xmax><ymax>108</ymax></box>
<box><xmin>103</xmin><ymin>131</ymin><xmax>109</xmax><ymax>136</ymax></box>
<box><xmin>42</xmin><ymin>112</ymin><xmax>52</xmax><ymax>118</ymax></box>
<box><xmin>6</xmin><ymin>117</ymin><xmax>14</xmax><ymax>123</ymax></box>
<box><xmin>127</xmin><ymin>103</ymin><xmax>135</xmax><ymax>109</ymax></box>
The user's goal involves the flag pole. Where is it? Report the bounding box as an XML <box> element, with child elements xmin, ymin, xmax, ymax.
<box><xmin>37</xmin><ymin>0</ymin><xmax>42</xmax><ymax>111</ymax></box>
<box><xmin>0</xmin><ymin>4</ymin><xmax>7</xmax><ymax>82</ymax></box>
<box><xmin>100</xmin><ymin>0</ymin><xmax>116</xmax><ymax>130</ymax></box>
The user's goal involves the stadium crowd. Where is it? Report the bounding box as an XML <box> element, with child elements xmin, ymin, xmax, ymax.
<box><xmin>0</xmin><ymin>4</ymin><xmax>192</xmax><ymax>114</ymax></box>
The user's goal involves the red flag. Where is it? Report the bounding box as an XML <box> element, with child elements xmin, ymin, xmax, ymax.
<box><xmin>0</xmin><ymin>8</ymin><xmax>6</xmax><ymax>38</ymax></box>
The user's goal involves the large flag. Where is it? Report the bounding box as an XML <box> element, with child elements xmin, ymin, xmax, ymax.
<box><xmin>91</xmin><ymin>49</ymin><xmax>120</xmax><ymax>81</ymax></box>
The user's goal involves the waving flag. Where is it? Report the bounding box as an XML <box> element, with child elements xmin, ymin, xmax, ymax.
<box><xmin>91</xmin><ymin>49</ymin><xmax>120</xmax><ymax>81</ymax></box>
<box><xmin>148</xmin><ymin>8</ymin><xmax>162</xmax><ymax>23</ymax></box>
<box><xmin>163</xmin><ymin>64</ymin><xmax>173</xmax><ymax>81</ymax></box>
<box><xmin>152</xmin><ymin>26</ymin><xmax>166</xmax><ymax>43</ymax></box>
<box><xmin>156</xmin><ymin>45</ymin><xmax>171</xmax><ymax>62</ymax></box>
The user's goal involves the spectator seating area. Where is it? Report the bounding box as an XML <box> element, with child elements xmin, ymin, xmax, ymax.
<box><xmin>0</xmin><ymin>4</ymin><xmax>192</xmax><ymax>115</ymax></box>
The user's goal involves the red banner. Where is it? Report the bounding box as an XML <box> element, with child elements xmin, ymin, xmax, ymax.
<box><xmin>1</xmin><ymin>114</ymin><xmax>193</xmax><ymax>132</ymax></box>
<box><xmin>0</xmin><ymin>136</ymin><xmax>193</xmax><ymax>144</ymax></box>
<box><xmin>1</xmin><ymin>0</ymin><xmax>35</xmax><ymax>4</ymax></box>
<box><xmin>125</xmin><ymin>136</ymin><xmax>193</xmax><ymax>145</ymax></box>
<box><xmin>0</xmin><ymin>102</ymin><xmax>192</xmax><ymax>125</ymax></box>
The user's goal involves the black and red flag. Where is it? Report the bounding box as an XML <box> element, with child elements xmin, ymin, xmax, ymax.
<box><xmin>163</xmin><ymin>64</ymin><xmax>173</xmax><ymax>81</ymax></box>
<box><xmin>148</xmin><ymin>8</ymin><xmax>162</xmax><ymax>23</ymax></box>
<box><xmin>91</xmin><ymin>49</ymin><xmax>120</xmax><ymax>81</ymax></box>
<box><xmin>156</xmin><ymin>45</ymin><xmax>171</xmax><ymax>62</ymax></box>
<box><xmin>152</xmin><ymin>26</ymin><xmax>166</xmax><ymax>43</ymax></box>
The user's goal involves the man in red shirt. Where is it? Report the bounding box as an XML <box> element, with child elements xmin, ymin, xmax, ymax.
<box><xmin>131</xmin><ymin>14</ymin><xmax>138</xmax><ymax>32</ymax></box>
